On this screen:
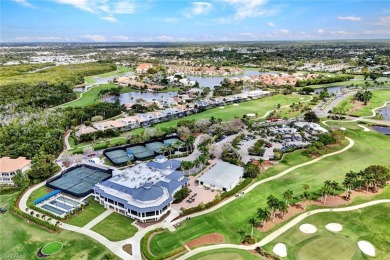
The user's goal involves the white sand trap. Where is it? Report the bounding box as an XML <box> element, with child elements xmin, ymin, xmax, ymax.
<box><xmin>220</xmin><ymin>106</ymin><xmax>224</xmax><ymax>109</ymax></box>
<box><xmin>299</xmin><ymin>224</ymin><xmax>317</xmax><ymax>234</ymax></box>
<box><xmin>358</xmin><ymin>241</ymin><xmax>376</xmax><ymax>257</ymax></box>
<box><xmin>273</xmin><ymin>243</ymin><xmax>287</xmax><ymax>257</ymax></box>
<box><xmin>326</xmin><ymin>223</ymin><xmax>343</xmax><ymax>232</ymax></box>
<box><xmin>340</xmin><ymin>127</ymin><xmax>347</xmax><ymax>131</ymax></box>
<box><xmin>233</xmin><ymin>104</ymin><xmax>239</xmax><ymax>106</ymax></box>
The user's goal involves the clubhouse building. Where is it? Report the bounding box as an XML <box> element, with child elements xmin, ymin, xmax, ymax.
<box><xmin>93</xmin><ymin>156</ymin><xmax>189</xmax><ymax>222</ymax></box>
<box><xmin>0</xmin><ymin>156</ymin><xmax>31</xmax><ymax>184</ymax></box>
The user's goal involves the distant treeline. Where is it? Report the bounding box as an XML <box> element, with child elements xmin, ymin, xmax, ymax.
<box><xmin>0</xmin><ymin>62</ymin><xmax>116</xmax><ymax>109</ymax></box>
<box><xmin>295</xmin><ymin>75</ymin><xmax>354</xmax><ymax>87</ymax></box>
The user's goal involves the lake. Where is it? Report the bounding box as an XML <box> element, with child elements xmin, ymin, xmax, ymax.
<box><xmin>371</xmin><ymin>126</ymin><xmax>390</xmax><ymax>135</ymax></box>
<box><xmin>378</xmin><ymin>103</ymin><xmax>390</xmax><ymax>120</ymax></box>
<box><xmin>104</xmin><ymin>91</ymin><xmax>178</xmax><ymax>104</ymax></box>
<box><xmin>188</xmin><ymin>69</ymin><xmax>271</xmax><ymax>88</ymax></box>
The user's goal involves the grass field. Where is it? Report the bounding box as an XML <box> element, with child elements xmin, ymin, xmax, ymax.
<box><xmin>149</xmin><ymin>129</ymin><xmax>390</xmax><ymax>256</ymax></box>
<box><xmin>187</xmin><ymin>248</ymin><xmax>259</xmax><ymax>260</ymax></box>
<box><xmin>62</xmin><ymin>84</ymin><xmax>120</xmax><ymax>107</ymax></box>
<box><xmin>308</xmin><ymin>75</ymin><xmax>388</xmax><ymax>89</ymax></box>
<box><xmin>41</xmin><ymin>241</ymin><xmax>63</xmax><ymax>255</ymax></box>
<box><xmin>65</xmin><ymin>200</ymin><xmax>106</xmax><ymax>227</ymax></box>
<box><xmin>91</xmin><ymin>212</ymin><xmax>138</xmax><ymax>241</ymax></box>
<box><xmin>84</xmin><ymin>65</ymin><xmax>133</xmax><ymax>83</ymax></box>
<box><xmin>338</xmin><ymin>89</ymin><xmax>390</xmax><ymax>117</ymax></box>
<box><xmin>0</xmin><ymin>193</ymin><xmax>118</xmax><ymax>259</ymax></box>
<box><xmin>263</xmin><ymin>203</ymin><xmax>390</xmax><ymax>260</ymax></box>
<box><xmin>27</xmin><ymin>186</ymin><xmax>53</xmax><ymax>208</ymax></box>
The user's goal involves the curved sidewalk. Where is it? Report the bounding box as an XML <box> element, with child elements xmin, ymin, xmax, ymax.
<box><xmin>177</xmin><ymin>199</ymin><xmax>390</xmax><ymax>259</ymax></box>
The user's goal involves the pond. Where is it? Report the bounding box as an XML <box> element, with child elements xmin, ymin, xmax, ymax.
<box><xmin>378</xmin><ymin>104</ymin><xmax>390</xmax><ymax>121</ymax></box>
<box><xmin>371</xmin><ymin>126</ymin><xmax>390</xmax><ymax>135</ymax></box>
<box><xmin>188</xmin><ymin>69</ymin><xmax>272</xmax><ymax>88</ymax></box>
<box><xmin>104</xmin><ymin>91</ymin><xmax>178</xmax><ymax>104</ymax></box>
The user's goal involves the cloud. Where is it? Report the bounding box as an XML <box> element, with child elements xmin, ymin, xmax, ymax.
<box><xmin>337</xmin><ymin>16</ymin><xmax>362</xmax><ymax>21</ymax></box>
<box><xmin>155</xmin><ymin>17</ymin><xmax>180</xmax><ymax>23</ymax></box>
<box><xmin>316</xmin><ymin>29</ymin><xmax>324</xmax><ymax>33</ymax></box>
<box><xmin>112</xmin><ymin>35</ymin><xmax>131</xmax><ymax>41</ymax></box>
<box><xmin>275</xmin><ymin>29</ymin><xmax>289</xmax><ymax>34</ymax></box>
<box><xmin>184</xmin><ymin>2</ymin><xmax>213</xmax><ymax>18</ymax></box>
<box><xmin>374</xmin><ymin>16</ymin><xmax>390</xmax><ymax>26</ymax></box>
<box><xmin>82</xmin><ymin>34</ymin><xmax>107</xmax><ymax>42</ymax></box>
<box><xmin>12</xmin><ymin>0</ymin><xmax>36</xmax><ymax>9</ymax></box>
<box><xmin>101</xmin><ymin>16</ymin><xmax>118</xmax><ymax>23</ymax></box>
<box><xmin>268</xmin><ymin>22</ymin><xmax>275</xmax><ymax>27</ymax></box>
<box><xmin>53</xmin><ymin>0</ymin><xmax>135</xmax><ymax>18</ymax></box>
<box><xmin>223</xmin><ymin>0</ymin><xmax>280</xmax><ymax>19</ymax></box>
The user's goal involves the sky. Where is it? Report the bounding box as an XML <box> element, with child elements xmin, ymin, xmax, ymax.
<box><xmin>1</xmin><ymin>0</ymin><xmax>389</xmax><ymax>42</ymax></box>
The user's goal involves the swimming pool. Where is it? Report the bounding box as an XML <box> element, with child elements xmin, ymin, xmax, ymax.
<box><xmin>41</xmin><ymin>204</ymin><xmax>65</xmax><ymax>215</ymax></box>
<box><xmin>50</xmin><ymin>200</ymin><xmax>73</xmax><ymax>211</ymax></box>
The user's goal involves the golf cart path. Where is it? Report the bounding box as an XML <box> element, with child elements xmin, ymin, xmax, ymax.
<box><xmin>176</xmin><ymin>199</ymin><xmax>390</xmax><ymax>260</ymax></box>
<box><xmin>83</xmin><ymin>208</ymin><xmax>113</xmax><ymax>229</ymax></box>
<box><xmin>172</xmin><ymin>137</ymin><xmax>354</xmax><ymax>222</ymax></box>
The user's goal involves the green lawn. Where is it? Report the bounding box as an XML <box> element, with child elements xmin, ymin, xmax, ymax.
<box><xmin>85</xmin><ymin>65</ymin><xmax>133</xmax><ymax>83</ymax></box>
<box><xmin>262</xmin><ymin>203</ymin><xmax>390</xmax><ymax>260</ymax></box>
<box><xmin>65</xmin><ymin>200</ymin><xmax>106</xmax><ymax>227</ymax></box>
<box><xmin>41</xmin><ymin>241</ymin><xmax>63</xmax><ymax>255</ymax></box>
<box><xmin>149</xmin><ymin>129</ymin><xmax>390</xmax><ymax>256</ymax></box>
<box><xmin>27</xmin><ymin>186</ymin><xmax>53</xmax><ymax>208</ymax></box>
<box><xmin>91</xmin><ymin>212</ymin><xmax>138</xmax><ymax>241</ymax></box>
<box><xmin>308</xmin><ymin>75</ymin><xmax>388</xmax><ymax>89</ymax></box>
<box><xmin>349</xmin><ymin>89</ymin><xmax>390</xmax><ymax>117</ymax></box>
<box><xmin>0</xmin><ymin>193</ymin><xmax>118</xmax><ymax>259</ymax></box>
<box><xmin>187</xmin><ymin>248</ymin><xmax>259</xmax><ymax>260</ymax></box>
<box><xmin>62</xmin><ymin>84</ymin><xmax>119</xmax><ymax>107</ymax></box>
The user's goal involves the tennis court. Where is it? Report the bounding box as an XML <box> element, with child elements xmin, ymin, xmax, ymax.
<box><xmin>145</xmin><ymin>141</ymin><xmax>165</xmax><ymax>153</ymax></box>
<box><xmin>163</xmin><ymin>138</ymin><xmax>184</xmax><ymax>147</ymax></box>
<box><xmin>105</xmin><ymin>149</ymin><xmax>134</xmax><ymax>166</ymax></box>
<box><xmin>42</xmin><ymin>204</ymin><xmax>65</xmax><ymax>215</ymax></box>
<box><xmin>127</xmin><ymin>145</ymin><xmax>155</xmax><ymax>160</ymax></box>
<box><xmin>47</xmin><ymin>165</ymin><xmax>112</xmax><ymax>197</ymax></box>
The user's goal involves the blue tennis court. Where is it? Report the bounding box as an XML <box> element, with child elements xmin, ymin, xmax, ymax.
<box><xmin>49</xmin><ymin>200</ymin><xmax>73</xmax><ymax>211</ymax></box>
<box><xmin>41</xmin><ymin>204</ymin><xmax>65</xmax><ymax>215</ymax></box>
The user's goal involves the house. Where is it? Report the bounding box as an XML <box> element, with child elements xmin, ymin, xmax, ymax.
<box><xmin>93</xmin><ymin>156</ymin><xmax>189</xmax><ymax>222</ymax></box>
<box><xmin>196</xmin><ymin>161</ymin><xmax>244</xmax><ymax>192</ymax></box>
<box><xmin>75</xmin><ymin>126</ymin><xmax>97</xmax><ymax>137</ymax></box>
<box><xmin>135</xmin><ymin>63</ymin><xmax>153</xmax><ymax>74</ymax></box>
<box><xmin>0</xmin><ymin>157</ymin><xmax>32</xmax><ymax>184</ymax></box>
<box><xmin>93</xmin><ymin>120</ymin><xmax>125</xmax><ymax>131</ymax></box>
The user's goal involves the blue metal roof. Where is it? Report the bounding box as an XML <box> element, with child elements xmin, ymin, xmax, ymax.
<box><xmin>166</xmin><ymin>170</ymin><xmax>184</xmax><ymax>181</ymax></box>
<box><xmin>132</xmin><ymin>185</ymin><xmax>164</xmax><ymax>202</ymax></box>
<box><xmin>34</xmin><ymin>190</ymin><xmax>61</xmax><ymax>205</ymax></box>
<box><xmin>146</xmin><ymin>159</ymin><xmax>181</xmax><ymax>171</ymax></box>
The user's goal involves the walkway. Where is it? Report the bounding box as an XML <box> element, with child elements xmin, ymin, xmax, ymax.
<box><xmin>176</xmin><ymin>199</ymin><xmax>390</xmax><ymax>259</ymax></box>
<box><xmin>83</xmin><ymin>209</ymin><xmax>113</xmax><ymax>229</ymax></box>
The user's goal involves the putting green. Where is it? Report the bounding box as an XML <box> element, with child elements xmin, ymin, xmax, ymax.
<box><xmin>41</xmin><ymin>241</ymin><xmax>63</xmax><ymax>255</ymax></box>
<box><xmin>296</xmin><ymin>236</ymin><xmax>356</xmax><ymax>260</ymax></box>
<box><xmin>197</xmin><ymin>252</ymin><xmax>243</xmax><ymax>260</ymax></box>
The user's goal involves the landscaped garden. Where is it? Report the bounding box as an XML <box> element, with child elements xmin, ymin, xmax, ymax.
<box><xmin>65</xmin><ymin>200</ymin><xmax>106</xmax><ymax>227</ymax></box>
<box><xmin>262</xmin><ymin>203</ymin><xmax>390</xmax><ymax>259</ymax></box>
<box><xmin>148</xmin><ymin>129</ymin><xmax>390</xmax><ymax>257</ymax></box>
<box><xmin>0</xmin><ymin>193</ymin><xmax>117</xmax><ymax>259</ymax></box>
<box><xmin>91</xmin><ymin>212</ymin><xmax>138</xmax><ymax>241</ymax></box>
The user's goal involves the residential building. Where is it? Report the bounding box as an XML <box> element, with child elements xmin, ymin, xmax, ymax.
<box><xmin>0</xmin><ymin>157</ymin><xmax>32</xmax><ymax>184</ymax></box>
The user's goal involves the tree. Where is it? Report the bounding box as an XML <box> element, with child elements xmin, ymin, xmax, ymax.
<box><xmin>364</xmin><ymin>165</ymin><xmax>390</xmax><ymax>192</ymax></box>
<box><xmin>165</xmin><ymin>144</ymin><xmax>175</xmax><ymax>158</ymax></box>
<box><xmin>244</xmin><ymin>162</ymin><xmax>260</xmax><ymax>178</ymax></box>
<box><xmin>173</xmin><ymin>187</ymin><xmax>190</xmax><ymax>203</ymax></box>
<box><xmin>304</xmin><ymin>111</ymin><xmax>319</xmax><ymax>123</ymax></box>
<box><xmin>266</xmin><ymin>195</ymin><xmax>279</xmax><ymax>222</ymax></box>
<box><xmin>257</xmin><ymin>208</ymin><xmax>271</xmax><ymax>229</ymax></box>
<box><xmin>12</xmin><ymin>170</ymin><xmax>30</xmax><ymax>188</ymax></box>
<box><xmin>248</xmin><ymin>217</ymin><xmax>257</xmax><ymax>237</ymax></box>
<box><xmin>277</xmin><ymin>200</ymin><xmax>288</xmax><ymax>218</ymax></box>
<box><xmin>283</xmin><ymin>189</ymin><xmax>294</xmax><ymax>206</ymax></box>
<box><xmin>237</xmin><ymin>229</ymin><xmax>246</xmax><ymax>238</ymax></box>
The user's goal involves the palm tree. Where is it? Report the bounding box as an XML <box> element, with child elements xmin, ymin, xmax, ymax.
<box><xmin>321</xmin><ymin>185</ymin><xmax>330</xmax><ymax>205</ymax></box>
<box><xmin>278</xmin><ymin>200</ymin><xmax>288</xmax><ymax>218</ymax></box>
<box><xmin>248</xmin><ymin>217</ymin><xmax>257</xmax><ymax>237</ymax></box>
<box><xmin>330</xmin><ymin>181</ymin><xmax>340</xmax><ymax>198</ymax></box>
<box><xmin>300</xmin><ymin>191</ymin><xmax>310</xmax><ymax>209</ymax></box>
<box><xmin>258</xmin><ymin>158</ymin><xmax>265</xmax><ymax>174</ymax></box>
<box><xmin>283</xmin><ymin>189</ymin><xmax>293</xmax><ymax>206</ymax></box>
<box><xmin>193</xmin><ymin>158</ymin><xmax>201</xmax><ymax>174</ymax></box>
<box><xmin>237</xmin><ymin>229</ymin><xmax>246</xmax><ymax>238</ymax></box>
<box><xmin>257</xmin><ymin>208</ymin><xmax>271</xmax><ymax>229</ymax></box>
<box><xmin>267</xmin><ymin>195</ymin><xmax>279</xmax><ymax>222</ymax></box>
<box><xmin>187</xmin><ymin>136</ymin><xmax>196</xmax><ymax>153</ymax></box>
<box><xmin>165</xmin><ymin>144</ymin><xmax>175</xmax><ymax>158</ymax></box>
<box><xmin>342</xmin><ymin>177</ymin><xmax>353</xmax><ymax>199</ymax></box>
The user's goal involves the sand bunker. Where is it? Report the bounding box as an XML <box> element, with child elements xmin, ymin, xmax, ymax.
<box><xmin>273</xmin><ymin>243</ymin><xmax>287</xmax><ymax>257</ymax></box>
<box><xmin>358</xmin><ymin>241</ymin><xmax>376</xmax><ymax>257</ymax></box>
<box><xmin>299</xmin><ymin>224</ymin><xmax>317</xmax><ymax>234</ymax></box>
<box><xmin>325</xmin><ymin>223</ymin><xmax>343</xmax><ymax>232</ymax></box>
<box><xmin>340</xmin><ymin>127</ymin><xmax>347</xmax><ymax>131</ymax></box>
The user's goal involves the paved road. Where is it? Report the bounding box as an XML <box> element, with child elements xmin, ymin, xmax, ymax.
<box><xmin>177</xmin><ymin>199</ymin><xmax>390</xmax><ymax>259</ymax></box>
<box><xmin>313</xmin><ymin>91</ymin><xmax>357</xmax><ymax>118</ymax></box>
